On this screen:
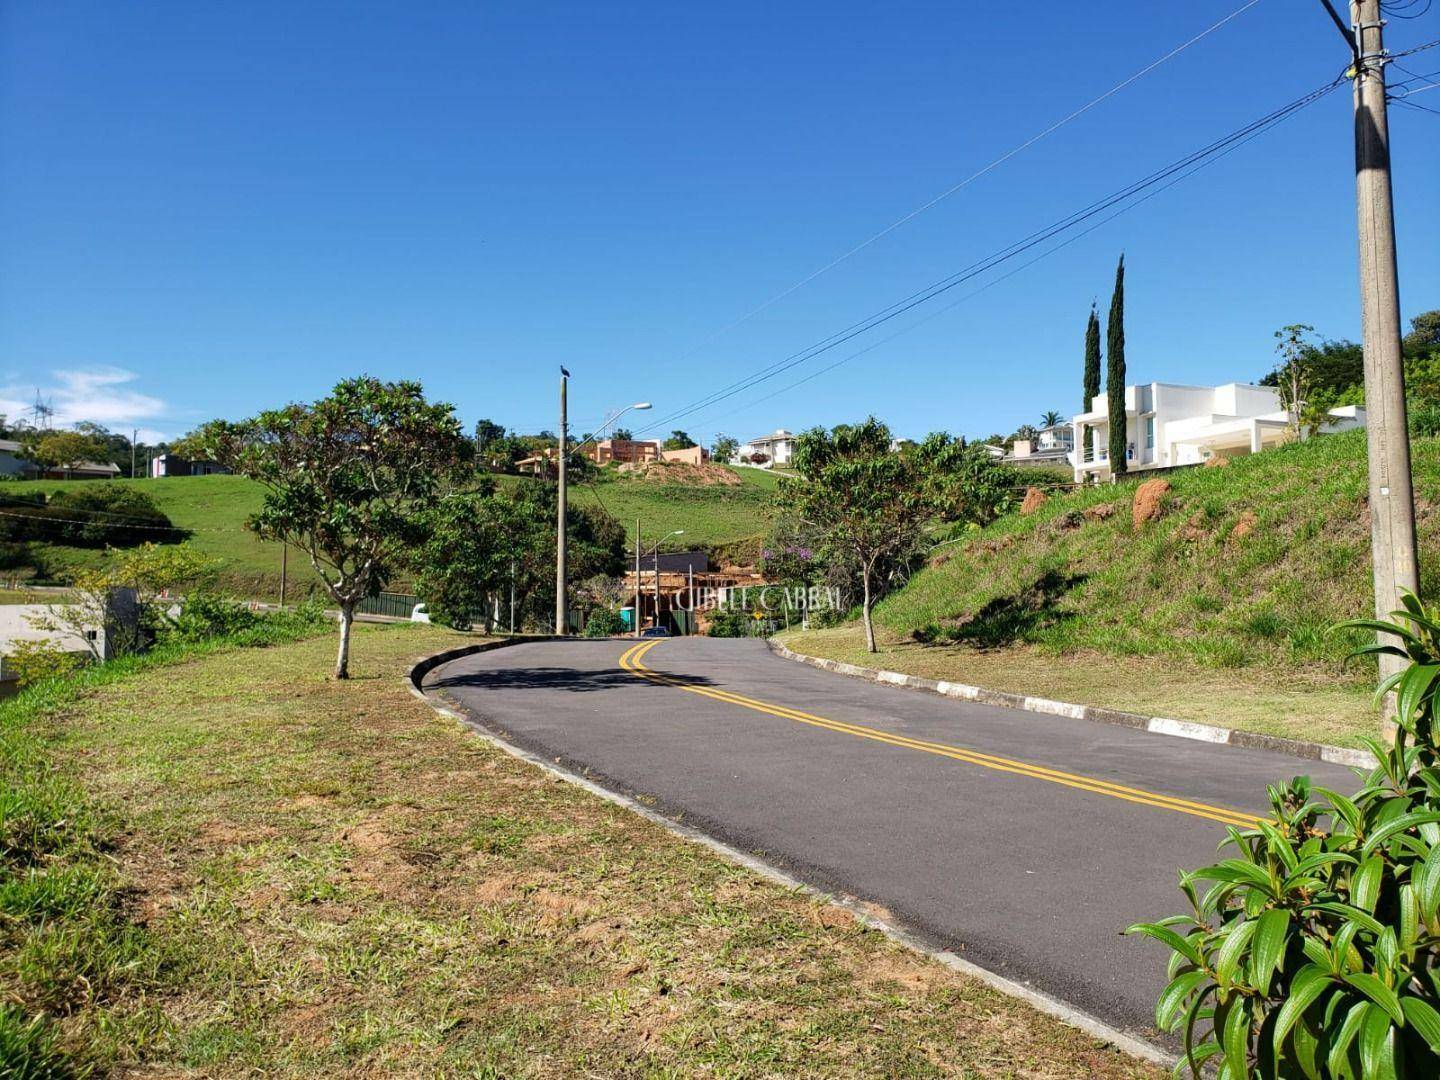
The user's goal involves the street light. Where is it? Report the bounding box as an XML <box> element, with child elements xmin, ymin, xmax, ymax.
<box><xmin>557</xmin><ymin>389</ymin><xmax>656</xmax><ymax>636</ymax></box>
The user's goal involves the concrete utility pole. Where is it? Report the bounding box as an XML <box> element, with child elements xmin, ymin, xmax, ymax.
<box><xmin>555</xmin><ymin>367</ymin><xmax>570</xmax><ymax>635</ymax></box>
<box><xmin>634</xmin><ymin>518</ymin><xmax>642</xmax><ymax>637</ymax></box>
<box><xmin>1347</xmin><ymin>0</ymin><xmax>1419</xmax><ymax>706</ymax></box>
<box><xmin>131</xmin><ymin>428</ymin><xmax>138</xmax><ymax>479</ymax></box>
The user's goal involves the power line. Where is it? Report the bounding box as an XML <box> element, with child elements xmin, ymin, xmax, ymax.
<box><xmin>634</xmin><ymin>73</ymin><xmax>1347</xmax><ymax>438</ymax></box>
<box><xmin>1392</xmin><ymin>94</ymin><xmax>1440</xmax><ymax>113</ymax></box>
<box><xmin>701</xmin><ymin>105</ymin><xmax>1289</xmax><ymax>432</ymax></box>
<box><xmin>652</xmin><ymin>0</ymin><xmax>1267</xmax><ymax>367</ymax></box>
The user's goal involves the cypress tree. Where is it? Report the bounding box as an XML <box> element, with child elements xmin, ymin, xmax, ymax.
<box><xmin>1106</xmin><ymin>254</ymin><xmax>1127</xmax><ymax>477</ymax></box>
<box><xmin>1083</xmin><ymin>305</ymin><xmax>1101</xmax><ymax>411</ymax></box>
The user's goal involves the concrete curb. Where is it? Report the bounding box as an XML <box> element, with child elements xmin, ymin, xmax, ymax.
<box><xmin>767</xmin><ymin>640</ymin><xmax>1376</xmax><ymax>771</ymax></box>
<box><xmin>406</xmin><ymin>637</ymin><xmax>1175</xmax><ymax>1069</ymax></box>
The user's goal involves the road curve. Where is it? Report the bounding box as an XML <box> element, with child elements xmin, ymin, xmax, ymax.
<box><xmin>424</xmin><ymin>636</ymin><xmax>1357</xmax><ymax>1042</ymax></box>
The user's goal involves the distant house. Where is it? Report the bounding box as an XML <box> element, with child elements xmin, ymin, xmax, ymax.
<box><xmin>1004</xmin><ymin>424</ymin><xmax>1075</xmax><ymax>468</ymax></box>
<box><xmin>737</xmin><ymin>429</ymin><xmax>796</xmax><ymax>468</ymax></box>
<box><xmin>658</xmin><ymin>445</ymin><xmax>709</xmax><ymax>465</ymax></box>
<box><xmin>588</xmin><ymin>439</ymin><xmax>709</xmax><ymax>466</ymax></box>
<box><xmin>1070</xmin><ymin>382</ymin><xmax>1366</xmax><ymax>483</ymax></box>
<box><xmin>150</xmin><ymin>453</ymin><xmax>229</xmax><ymax>478</ymax></box>
<box><xmin>0</xmin><ymin>440</ymin><xmax>120</xmax><ymax>481</ymax></box>
<box><xmin>590</xmin><ymin>438</ymin><xmax>661</xmax><ymax>465</ymax></box>
<box><xmin>37</xmin><ymin>460</ymin><xmax>121</xmax><ymax>481</ymax></box>
<box><xmin>0</xmin><ymin>441</ymin><xmax>30</xmax><ymax>478</ymax></box>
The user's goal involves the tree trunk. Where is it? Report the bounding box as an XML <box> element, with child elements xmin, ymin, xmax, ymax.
<box><xmin>335</xmin><ymin>600</ymin><xmax>355</xmax><ymax>680</ymax></box>
<box><xmin>861</xmin><ymin>565</ymin><xmax>877</xmax><ymax>653</ymax></box>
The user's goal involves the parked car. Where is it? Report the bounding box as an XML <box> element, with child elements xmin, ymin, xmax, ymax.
<box><xmin>640</xmin><ymin>625</ymin><xmax>671</xmax><ymax>637</ymax></box>
<box><xmin>410</xmin><ymin>603</ymin><xmax>432</xmax><ymax>624</ymax></box>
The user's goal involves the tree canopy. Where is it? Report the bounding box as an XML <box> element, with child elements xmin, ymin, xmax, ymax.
<box><xmin>779</xmin><ymin>417</ymin><xmax>1011</xmax><ymax>653</ymax></box>
<box><xmin>205</xmin><ymin>376</ymin><xmax>470</xmax><ymax>678</ymax></box>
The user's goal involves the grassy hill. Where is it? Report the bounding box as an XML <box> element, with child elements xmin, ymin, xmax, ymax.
<box><xmin>785</xmin><ymin>430</ymin><xmax>1440</xmax><ymax>746</ymax></box>
<box><xmin>867</xmin><ymin>429</ymin><xmax>1434</xmax><ymax>671</ymax></box>
<box><xmin>10</xmin><ymin>466</ymin><xmax>779</xmax><ymax>597</ymax></box>
<box><xmin>569</xmin><ymin>464</ymin><xmax>778</xmax><ymax>548</ymax></box>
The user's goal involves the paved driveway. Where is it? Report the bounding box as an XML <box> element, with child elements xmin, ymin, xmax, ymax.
<box><xmin>425</xmin><ymin>636</ymin><xmax>1358</xmax><ymax>1042</ymax></box>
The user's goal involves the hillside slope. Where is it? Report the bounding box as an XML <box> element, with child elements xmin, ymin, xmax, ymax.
<box><xmin>12</xmin><ymin>466</ymin><xmax>777</xmax><ymax>596</ymax></box>
<box><xmin>869</xmin><ymin>429</ymin><xmax>1438</xmax><ymax>672</ymax></box>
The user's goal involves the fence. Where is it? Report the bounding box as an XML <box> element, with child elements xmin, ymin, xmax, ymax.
<box><xmin>357</xmin><ymin>592</ymin><xmax>420</xmax><ymax>619</ymax></box>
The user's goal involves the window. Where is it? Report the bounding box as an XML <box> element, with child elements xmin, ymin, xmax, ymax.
<box><xmin>1145</xmin><ymin>416</ymin><xmax>1155</xmax><ymax>450</ymax></box>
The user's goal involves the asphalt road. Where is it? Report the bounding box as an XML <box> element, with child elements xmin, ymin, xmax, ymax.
<box><xmin>425</xmin><ymin>636</ymin><xmax>1358</xmax><ymax>1042</ymax></box>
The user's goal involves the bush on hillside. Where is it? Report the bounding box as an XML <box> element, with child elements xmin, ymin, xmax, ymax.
<box><xmin>0</xmin><ymin>486</ymin><xmax>180</xmax><ymax>548</ymax></box>
<box><xmin>1127</xmin><ymin>594</ymin><xmax>1440</xmax><ymax>1076</ymax></box>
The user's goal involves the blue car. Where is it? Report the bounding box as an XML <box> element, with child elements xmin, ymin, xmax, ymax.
<box><xmin>640</xmin><ymin>626</ymin><xmax>672</xmax><ymax>637</ymax></box>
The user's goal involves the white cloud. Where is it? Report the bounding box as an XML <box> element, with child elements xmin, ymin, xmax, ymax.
<box><xmin>0</xmin><ymin>367</ymin><xmax>171</xmax><ymax>438</ymax></box>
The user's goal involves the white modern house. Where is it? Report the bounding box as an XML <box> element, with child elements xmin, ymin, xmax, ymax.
<box><xmin>1070</xmin><ymin>382</ymin><xmax>1366</xmax><ymax>483</ymax></box>
<box><xmin>737</xmin><ymin>429</ymin><xmax>797</xmax><ymax>468</ymax></box>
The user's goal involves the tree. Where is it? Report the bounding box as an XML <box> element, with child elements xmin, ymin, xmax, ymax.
<box><xmin>19</xmin><ymin>429</ymin><xmax>111</xmax><ymax>476</ymax></box>
<box><xmin>1403</xmin><ymin>308</ymin><xmax>1440</xmax><ymax>358</ymax></box>
<box><xmin>779</xmin><ymin>418</ymin><xmax>1009</xmax><ymax>654</ymax></box>
<box><xmin>662</xmin><ymin>430</ymin><xmax>697</xmax><ymax>451</ymax></box>
<box><xmin>1272</xmin><ymin>324</ymin><xmax>1321</xmax><ymax>437</ymax></box>
<box><xmin>611</xmin><ymin>427</ymin><xmax>634</xmax><ymax>441</ymax></box>
<box><xmin>1259</xmin><ymin>337</ymin><xmax>1363</xmax><ymax>398</ymax></box>
<box><xmin>415</xmin><ymin>478</ymin><xmax>624</xmax><ymax>633</ymax></box>
<box><xmin>1083</xmin><ymin>304</ymin><xmax>1101</xmax><ymax>412</ymax></box>
<box><xmin>1013</xmin><ymin>424</ymin><xmax>1039</xmax><ymax>444</ymax></box>
<box><xmin>205</xmin><ymin>377</ymin><xmax>470</xmax><ymax>678</ymax></box>
<box><xmin>472</xmin><ymin>417</ymin><xmax>506</xmax><ymax>457</ymax></box>
<box><xmin>1040</xmin><ymin>410</ymin><xmax>1063</xmax><ymax>428</ymax></box>
<box><xmin>712</xmin><ymin>434</ymin><xmax>739</xmax><ymax>464</ymax></box>
<box><xmin>1105</xmin><ymin>256</ymin><xmax>1127</xmax><ymax>476</ymax></box>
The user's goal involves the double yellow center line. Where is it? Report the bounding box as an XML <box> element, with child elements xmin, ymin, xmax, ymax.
<box><xmin>619</xmin><ymin>639</ymin><xmax>1259</xmax><ymax>829</ymax></box>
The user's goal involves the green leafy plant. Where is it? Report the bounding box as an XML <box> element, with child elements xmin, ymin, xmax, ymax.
<box><xmin>1127</xmin><ymin>593</ymin><xmax>1440</xmax><ymax>1077</ymax></box>
<box><xmin>583</xmin><ymin>607</ymin><xmax>626</xmax><ymax>638</ymax></box>
<box><xmin>3</xmin><ymin>640</ymin><xmax>86</xmax><ymax>688</ymax></box>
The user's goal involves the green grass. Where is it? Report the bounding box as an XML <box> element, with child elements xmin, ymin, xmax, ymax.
<box><xmin>872</xmin><ymin>430</ymin><xmax>1436</xmax><ymax>671</ymax></box>
<box><xmin>10</xmin><ymin>468</ymin><xmax>778</xmax><ymax>599</ymax></box>
<box><xmin>0</xmin><ymin>624</ymin><xmax>1156</xmax><ymax>1077</ymax></box>
<box><xmin>14</xmin><ymin>475</ymin><xmax>311</xmax><ymax>599</ymax></box>
<box><xmin>783</xmin><ymin>430</ymin><xmax>1440</xmax><ymax>746</ymax></box>
<box><xmin>567</xmin><ymin>465</ymin><xmax>778</xmax><ymax>548</ymax></box>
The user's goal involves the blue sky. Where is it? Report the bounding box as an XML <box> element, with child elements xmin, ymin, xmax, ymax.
<box><xmin>1</xmin><ymin>1</ymin><xmax>1436</xmax><ymax>445</ymax></box>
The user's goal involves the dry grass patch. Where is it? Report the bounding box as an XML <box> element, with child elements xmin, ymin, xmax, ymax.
<box><xmin>31</xmin><ymin>624</ymin><xmax>1157</xmax><ymax>1077</ymax></box>
<box><xmin>780</xmin><ymin>624</ymin><xmax>1377</xmax><ymax>749</ymax></box>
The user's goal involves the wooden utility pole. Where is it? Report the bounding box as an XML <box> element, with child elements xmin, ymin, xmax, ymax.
<box><xmin>555</xmin><ymin>368</ymin><xmax>569</xmax><ymax>635</ymax></box>
<box><xmin>1346</xmin><ymin>0</ymin><xmax>1419</xmax><ymax>710</ymax></box>
<box><xmin>279</xmin><ymin>544</ymin><xmax>288</xmax><ymax>607</ymax></box>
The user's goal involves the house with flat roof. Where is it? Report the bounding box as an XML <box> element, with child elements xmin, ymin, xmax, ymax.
<box><xmin>1070</xmin><ymin>382</ymin><xmax>1366</xmax><ymax>483</ymax></box>
<box><xmin>150</xmin><ymin>453</ymin><xmax>229</xmax><ymax>478</ymax></box>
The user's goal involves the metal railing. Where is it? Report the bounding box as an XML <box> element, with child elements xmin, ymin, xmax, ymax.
<box><xmin>357</xmin><ymin>592</ymin><xmax>420</xmax><ymax>618</ymax></box>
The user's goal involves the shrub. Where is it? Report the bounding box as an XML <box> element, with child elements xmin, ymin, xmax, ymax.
<box><xmin>4</xmin><ymin>641</ymin><xmax>86</xmax><ymax>688</ymax></box>
<box><xmin>162</xmin><ymin>593</ymin><xmax>262</xmax><ymax>641</ymax></box>
<box><xmin>707</xmin><ymin>610</ymin><xmax>750</xmax><ymax>638</ymax></box>
<box><xmin>1128</xmin><ymin>593</ymin><xmax>1440</xmax><ymax>1077</ymax></box>
<box><xmin>0</xmin><ymin>487</ymin><xmax>179</xmax><ymax>548</ymax></box>
<box><xmin>583</xmin><ymin>608</ymin><xmax>626</xmax><ymax>638</ymax></box>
